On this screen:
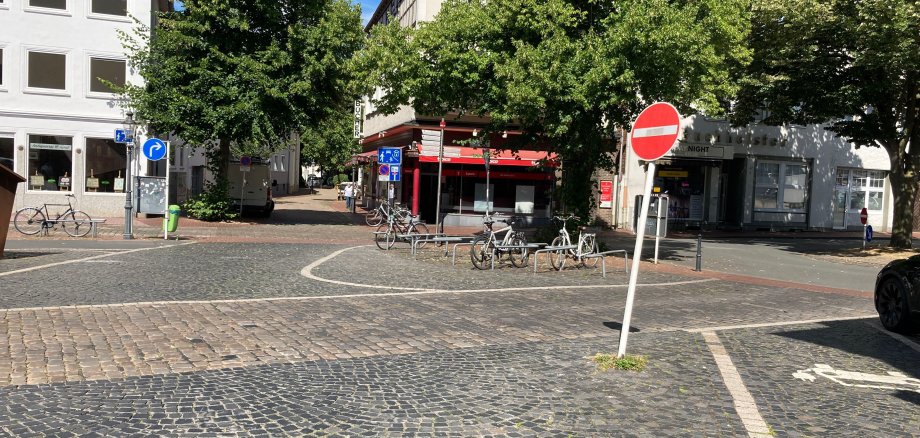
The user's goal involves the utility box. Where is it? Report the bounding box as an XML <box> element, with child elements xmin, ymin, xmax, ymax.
<box><xmin>0</xmin><ymin>164</ymin><xmax>26</xmax><ymax>258</ymax></box>
<box><xmin>633</xmin><ymin>194</ymin><xmax>669</xmax><ymax>237</ymax></box>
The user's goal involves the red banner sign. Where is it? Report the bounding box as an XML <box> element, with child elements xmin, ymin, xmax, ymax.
<box><xmin>600</xmin><ymin>180</ymin><xmax>613</xmax><ymax>208</ymax></box>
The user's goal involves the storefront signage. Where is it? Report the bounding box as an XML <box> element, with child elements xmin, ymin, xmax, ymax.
<box><xmin>658</xmin><ymin>170</ymin><xmax>688</xmax><ymax>178</ymax></box>
<box><xmin>669</xmin><ymin>144</ymin><xmax>732</xmax><ymax>159</ymax></box>
<box><xmin>681</xmin><ymin>128</ymin><xmax>788</xmax><ymax>148</ymax></box>
<box><xmin>353</xmin><ymin>100</ymin><xmax>362</xmax><ymax>139</ymax></box>
<box><xmin>600</xmin><ymin>180</ymin><xmax>613</xmax><ymax>208</ymax></box>
<box><xmin>30</xmin><ymin>143</ymin><xmax>71</xmax><ymax>151</ymax></box>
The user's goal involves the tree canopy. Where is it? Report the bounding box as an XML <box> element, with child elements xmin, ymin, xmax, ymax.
<box><xmin>732</xmin><ymin>0</ymin><xmax>920</xmax><ymax>247</ymax></box>
<box><xmin>300</xmin><ymin>103</ymin><xmax>361</xmax><ymax>175</ymax></box>
<box><xmin>123</xmin><ymin>0</ymin><xmax>363</xmax><ymax>182</ymax></box>
<box><xmin>354</xmin><ymin>0</ymin><xmax>751</xmax><ymax>217</ymax></box>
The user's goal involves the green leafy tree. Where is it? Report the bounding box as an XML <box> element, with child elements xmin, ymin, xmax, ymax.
<box><xmin>354</xmin><ymin>0</ymin><xmax>751</xmax><ymax>217</ymax></box>
<box><xmin>732</xmin><ymin>0</ymin><xmax>920</xmax><ymax>248</ymax></box>
<box><xmin>300</xmin><ymin>104</ymin><xmax>361</xmax><ymax>176</ymax></box>
<box><xmin>121</xmin><ymin>0</ymin><xmax>363</xmax><ymax>188</ymax></box>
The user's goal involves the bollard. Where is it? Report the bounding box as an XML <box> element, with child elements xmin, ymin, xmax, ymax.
<box><xmin>694</xmin><ymin>233</ymin><xmax>702</xmax><ymax>271</ymax></box>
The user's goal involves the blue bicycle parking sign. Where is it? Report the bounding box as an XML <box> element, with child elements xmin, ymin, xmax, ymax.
<box><xmin>378</xmin><ymin>147</ymin><xmax>402</xmax><ymax>165</ymax></box>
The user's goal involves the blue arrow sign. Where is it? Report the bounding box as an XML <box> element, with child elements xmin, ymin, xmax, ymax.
<box><xmin>142</xmin><ymin>138</ymin><xmax>167</xmax><ymax>161</ymax></box>
<box><xmin>865</xmin><ymin>224</ymin><xmax>873</xmax><ymax>242</ymax></box>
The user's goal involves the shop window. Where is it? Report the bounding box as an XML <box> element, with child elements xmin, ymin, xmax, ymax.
<box><xmin>754</xmin><ymin>161</ymin><xmax>808</xmax><ymax>212</ymax></box>
<box><xmin>0</xmin><ymin>137</ymin><xmax>13</xmax><ymax>170</ymax></box>
<box><xmin>30</xmin><ymin>0</ymin><xmax>65</xmax><ymax>9</ymax></box>
<box><xmin>28</xmin><ymin>51</ymin><xmax>66</xmax><ymax>90</ymax></box>
<box><xmin>868</xmin><ymin>170</ymin><xmax>885</xmax><ymax>188</ymax></box>
<box><xmin>28</xmin><ymin>134</ymin><xmax>72</xmax><ymax>191</ymax></box>
<box><xmin>84</xmin><ymin>138</ymin><xmax>125</xmax><ymax>193</ymax></box>
<box><xmin>89</xmin><ymin>58</ymin><xmax>125</xmax><ymax>93</ymax></box>
<box><xmin>91</xmin><ymin>0</ymin><xmax>126</xmax><ymax>16</ymax></box>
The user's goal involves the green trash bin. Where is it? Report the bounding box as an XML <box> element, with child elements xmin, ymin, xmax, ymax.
<box><xmin>165</xmin><ymin>204</ymin><xmax>181</xmax><ymax>232</ymax></box>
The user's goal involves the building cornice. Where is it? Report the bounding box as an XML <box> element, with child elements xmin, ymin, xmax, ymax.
<box><xmin>0</xmin><ymin>109</ymin><xmax>124</xmax><ymax>124</ymax></box>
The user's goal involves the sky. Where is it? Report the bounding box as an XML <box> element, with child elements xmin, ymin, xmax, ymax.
<box><xmin>355</xmin><ymin>0</ymin><xmax>379</xmax><ymax>26</ymax></box>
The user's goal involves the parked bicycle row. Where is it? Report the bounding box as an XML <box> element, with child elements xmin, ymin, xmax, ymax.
<box><xmin>367</xmin><ymin>207</ymin><xmax>618</xmax><ymax>274</ymax></box>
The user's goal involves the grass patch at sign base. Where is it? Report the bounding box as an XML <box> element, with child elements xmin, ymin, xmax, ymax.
<box><xmin>591</xmin><ymin>353</ymin><xmax>648</xmax><ymax>372</ymax></box>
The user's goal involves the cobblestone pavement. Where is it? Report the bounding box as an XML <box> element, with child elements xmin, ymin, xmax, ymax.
<box><xmin>2</xmin><ymin>191</ymin><xmax>918</xmax><ymax>436</ymax></box>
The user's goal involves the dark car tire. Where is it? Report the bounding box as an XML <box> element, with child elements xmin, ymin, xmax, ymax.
<box><xmin>876</xmin><ymin>276</ymin><xmax>914</xmax><ymax>333</ymax></box>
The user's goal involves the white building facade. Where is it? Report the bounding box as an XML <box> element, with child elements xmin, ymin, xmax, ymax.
<box><xmin>0</xmin><ymin>0</ymin><xmax>167</xmax><ymax>217</ymax></box>
<box><xmin>616</xmin><ymin>115</ymin><xmax>893</xmax><ymax>232</ymax></box>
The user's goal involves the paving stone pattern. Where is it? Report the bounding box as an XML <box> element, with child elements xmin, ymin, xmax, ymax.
<box><xmin>718</xmin><ymin>320</ymin><xmax>920</xmax><ymax>436</ymax></box>
<box><xmin>0</xmin><ymin>334</ymin><xmax>747</xmax><ymax>437</ymax></box>
<box><xmin>0</xmin><ymin>237</ymin><xmax>902</xmax><ymax>436</ymax></box>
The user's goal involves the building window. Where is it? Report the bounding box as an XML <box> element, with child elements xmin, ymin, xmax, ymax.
<box><xmin>91</xmin><ymin>0</ymin><xmax>126</xmax><ymax>16</ymax></box>
<box><xmin>0</xmin><ymin>137</ymin><xmax>13</xmax><ymax>170</ymax></box>
<box><xmin>840</xmin><ymin>168</ymin><xmax>886</xmax><ymax>212</ymax></box>
<box><xmin>28</xmin><ymin>51</ymin><xmax>66</xmax><ymax>90</ymax></box>
<box><xmin>30</xmin><ymin>0</ymin><xmax>66</xmax><ymax>9</ymax></box>
<box><xmin>85</xmin><ymin>138</ymin><xmax>125</xmax><ymax>192</ymax></box>
<box><xmin>754</xmin><ymin>161</ymin><xmax>808</xmax><ymax>212</ymax></box>
<box><xmin>28</xmin><ymin>134</ymin><xmax>72</xmax><ymax>191</ymax></box>
<box><xmin>89</xmin><ymin>58</ymin><xmax>125</xmax><ymax>93</ymax></box>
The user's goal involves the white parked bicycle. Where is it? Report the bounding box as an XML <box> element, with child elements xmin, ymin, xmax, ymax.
<box><xmin>470</xmin><ymin>214</ymin><xmax>529</xmax><ymax>270</ymax></box>
<box><xmin>549</xmin><ymin>215</ymin><xmax>599</xmax><ymax>270</ymax></box>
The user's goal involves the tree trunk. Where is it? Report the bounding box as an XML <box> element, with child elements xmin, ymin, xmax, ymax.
<box><xmin>888</xmin><ymin>152</ymin><xmax>917</xmax><ymax>249</ymax></box>
<box><xmin>215</xmin><ymin>138</ymin><xmax>231</xmax><ymax>195</ymax></box>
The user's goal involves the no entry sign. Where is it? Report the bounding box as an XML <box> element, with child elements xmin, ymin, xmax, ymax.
<box><xmin>631</xmin><ymin>102</ymin><xmax>681</xmax><ymax>161</ymax></box>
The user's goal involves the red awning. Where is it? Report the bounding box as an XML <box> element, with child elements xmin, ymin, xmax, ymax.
<box><xmin>417</xmin><ymin>145</ymin><xmax>556</xmax><ymax>167</ymax></box>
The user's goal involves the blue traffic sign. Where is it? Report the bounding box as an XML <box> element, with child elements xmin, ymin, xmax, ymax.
<box><xmin>142</xmin><ymin>138</ymin><xmax>167</xmax><ymax>161</ymax></box>
<box><xmin>114</xmin><ymin>129</ymin><xmax>128</xmax><ymax>143</ymax></box>
<box><xmin>378</xmin><ymin>147</ymin><xmax>402</xmax><ymax>165</ymax></box>
<box><xmin>390</xmin><ymin>165</ymin><xmax>401</xmax><ymax>182</ymax></box>
<box><xmin>866</xmin><ymin>225</ymin><xmax>873</xmax><ymax>242</ymax></box>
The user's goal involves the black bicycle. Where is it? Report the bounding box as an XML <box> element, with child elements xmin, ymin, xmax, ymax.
<box><xmin>13</xmin><ymin>194</ymin><xmax>93</xmax><ymax>237</ymax></box>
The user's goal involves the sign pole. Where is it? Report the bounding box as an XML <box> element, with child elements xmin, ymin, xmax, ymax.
<box><xmin>618</xmin><ymin>161</ymin><xmax>656</xmax><ymax>358</ymax></box>
<box><xmin>164</xmin><ymin>142</ymin><xmax>170</xmax><ymax>240</ymax></box>
<box><xmin>618</xmin><ymin>100</ymin><xmax>681</xmax><ymax>358</ymax></box>
<box><xmin>653</xmin><ymin>195</ymin><xmax>662</xmax><ymax>264</ymax></box>
<box><xmin>435</xmin><ymin>119</ymin><xmax>445</xmax><ymax>233</ymax></box>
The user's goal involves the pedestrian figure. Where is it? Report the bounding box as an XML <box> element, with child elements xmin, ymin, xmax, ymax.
<box><xmin>344</xmin><ymin>183</ymin><xmax>354</xmax><ymax>210</ymax></box>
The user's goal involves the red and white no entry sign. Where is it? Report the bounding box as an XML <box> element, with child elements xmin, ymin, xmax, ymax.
<box><xmin>860</xmin><ymin>207</ymin><xmax>868</xmax><ymax>225</ymax></box>
<box><xmin>630</xmin><ymin>102</ymin><xmax>681</xmax><ymax>161</ymax></box>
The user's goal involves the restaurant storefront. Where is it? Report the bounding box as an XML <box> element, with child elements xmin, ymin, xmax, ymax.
<box><xmin>358</xmin><ymin>125</ymin><xmax>557</xmax><ymax>226</ymax></box>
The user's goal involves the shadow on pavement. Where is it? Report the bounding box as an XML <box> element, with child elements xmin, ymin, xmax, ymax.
<box><xmin>603</xmin><ymin>321</ymin><xmax>641</xmax><ymax>333</ymax></box>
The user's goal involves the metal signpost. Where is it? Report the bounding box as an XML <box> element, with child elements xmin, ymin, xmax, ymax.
<box><xmin>119</xmin><ymin>113</ymin><xmax>137</xmax><ymax>240</ymax></box>
<box><xmin>860</xmin><ymin>207</ymin><xmax>869</xmax><ymax>249</ymax></box>
<box><xmin>435</xmin><ymin>119</ymin><xmax>446</xmax><ymax>232</ymax></box>
<box><xmin>618</xmin><ymin>102</ymin><xmax>681</xmax><ymax>358</ymax></box>
<box><xmin>142</xmin><ymin>138</ymin><xmax>170</xmax><ymax>240</ymax></box>
<box><xmin>378</xmin><ymin>148</ymin><xmax>402</xmax><ymax>208</ymax></box>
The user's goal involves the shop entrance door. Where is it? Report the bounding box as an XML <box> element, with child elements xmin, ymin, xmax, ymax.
<box><xmin>833</xmin><ymin>168</ymin><xmax>886</xmax><ymax>229</ymax></box>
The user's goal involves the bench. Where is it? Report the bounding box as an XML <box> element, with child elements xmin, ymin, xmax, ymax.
<box><xmin>88</xmin><ymin>219</ymin><xmax>107</xmax><ymax>238</ymax></box>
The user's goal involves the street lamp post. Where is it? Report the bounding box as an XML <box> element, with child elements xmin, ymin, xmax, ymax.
<box><xmin>435</xmin><ymin>118</ymin><xmax>445</xmax><ymax>233</ymax></box>
<box><xmin>122</xmin><ymin>111</ymin><xmax>137</xmax><ymax>240</ymax></box>
<box><xmin>474</xmin><ymin>129</ymin><xmax>491</xmax><ymax>216</ymax></box>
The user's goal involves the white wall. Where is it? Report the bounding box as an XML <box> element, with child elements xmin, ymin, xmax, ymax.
<box><xmin>0</xmin><ymin>0</ymin><xmax>154</xmax><ymax>216</ymax></box>
<box><xmin>622</xmin><ymin>115</ymin><xmax>893</xmax><ymax>231</ymax></box>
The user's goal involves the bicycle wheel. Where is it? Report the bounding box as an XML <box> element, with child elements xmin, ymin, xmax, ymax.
<box><xmin>14</xmin><ymin>208</ymin><xmax>46</xmax><ymax>235</ymax></box>
<box><xmin>549</xmin><ymin>236</ymin><xmax>567</xmax><ymax>271</ymax></box>
<box><xmin>508</xmin><ymin>233</ymin><xmax>529</xmax><ymax>268</ymax></box>
<box><xmin>579</xmin><ymin>234</ymin><xmax>600</xmax><ymax>268</ymax></box>
<box><xmin>62</xmin><ymin>211</ymin><xmax>93</xmax><ymax>237</ymax></box>
<box><xmin>410</xmin><ymin>223</ymin><xmax>430</xmax><ymax>249</ymax></box>
<box><xmin>386</xmin><ymin>224</ymin><xmax>400</xmax><ymax>249</ymax></box>
<box><xmin>366</xmin><ymin>210</ymin><xmax>383</xmax><ymax>226</ymax></box>
<box><xmin>469</xmin><ymin>235</ymin><xmax>492</xmax><ymax>270</ymax></box>
<box><xmin>375</xmin><ymin>223</ymin><xmax>392</xmax><ymax>250</ymax></box>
